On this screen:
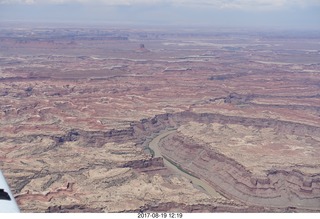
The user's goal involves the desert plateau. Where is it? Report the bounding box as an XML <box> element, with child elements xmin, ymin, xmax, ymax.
<box><xmin>0</xmin><ymin>25</ymin><xmax>320</xmax><ymax>212</ymax></box>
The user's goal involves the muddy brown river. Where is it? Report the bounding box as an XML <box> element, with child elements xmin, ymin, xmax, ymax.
<box><xmin>148</xmin><ymin>129</ymin><xmax>222</xmax><ymax>198</ymax></box>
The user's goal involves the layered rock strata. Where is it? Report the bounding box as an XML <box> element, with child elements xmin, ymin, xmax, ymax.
<box><xmin>2</xmin><ymin>110</ymin><xmax>320</xmax><ymax>212</ymax></box>
<box><xmin>133</xmin><ymin>112</ymin><xmax>320</xmax><ymax>211</ymax></box>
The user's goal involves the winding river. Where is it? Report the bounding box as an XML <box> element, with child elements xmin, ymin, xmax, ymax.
<box><xmin>147</xmin><ymin>129</ymin><xmax>222</xmax><ymax>198</ymax></box>
<box><xmin>145</xmin><ymin>126</ymin><xmax>320</xmax><ymax>211</ymax></box>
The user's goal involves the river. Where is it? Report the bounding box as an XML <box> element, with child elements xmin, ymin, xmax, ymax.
<box><xmin>147</xmin><ymin>129</ymin><xmax>222</xmax><ymax>198</ymax></box>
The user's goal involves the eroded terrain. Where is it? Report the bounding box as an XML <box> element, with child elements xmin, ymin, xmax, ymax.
<box><xmin>0</xmin><ymin>26</ymin><xmax>320</xmax><ymax>212</ymax></box>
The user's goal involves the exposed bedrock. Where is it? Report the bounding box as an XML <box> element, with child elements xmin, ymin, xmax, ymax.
<box><xmin>129</xmin><ymin>111</ymin><xmax>320</xmax><ymax>210</ymax></box>
<box><xmin>158</xmin><ymin>134</ymin><xmax>320</xmax><ymax>210</ymax></box>
<box><xmin>5</xmin><ymin>111</ymin><xmax>320</xmax><ymax>150</ymax></box>
<box><xmin>131</xmin><ymin>111</ymin><xmax>320</xmax><ymax>141</ymax></box>
<box><xmin>53</xmin><ymin>128</ymin><xmax>135</xmax><ymax>147</ymax></box>
<box><xmin>33</xmin><ymin>128</ymin><xmax>135</xmax><ymax>150</ymax></box>
<box><xmin>122</xmin><ymin>157</ymin><xmax>164</xmax><ymax>169</ymax></box>
<box><xmin>46</xmin><ymin>205</ymin><xmax>103</xmax><ymax>213</ymax></box>
<box><xmin>124</xmin><ymin>201</ymin><xmax>274</xmax><ymax>213</ymax></box>
<box><xmin>6</xmin><ymin>111</ymin><xmax>320</xmax><ymax>211</ymax></box>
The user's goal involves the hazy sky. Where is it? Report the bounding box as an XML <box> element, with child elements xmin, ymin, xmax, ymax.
<box><xmin>1</xmin><ymin>0</ymin><xmax>320</xmax><ymax>29</ymax></box>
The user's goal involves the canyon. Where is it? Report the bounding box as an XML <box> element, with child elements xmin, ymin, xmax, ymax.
<box><xmin>0</xmin><ymin>26</ymin><xmax>320</xmax><ymax>212</ymax></box>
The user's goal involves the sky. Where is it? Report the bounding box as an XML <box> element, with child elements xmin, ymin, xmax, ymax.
<box><xmin>0</xmin><ymin>0</ymin><xmax>320</xmax><ymax>29</ymax></box>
